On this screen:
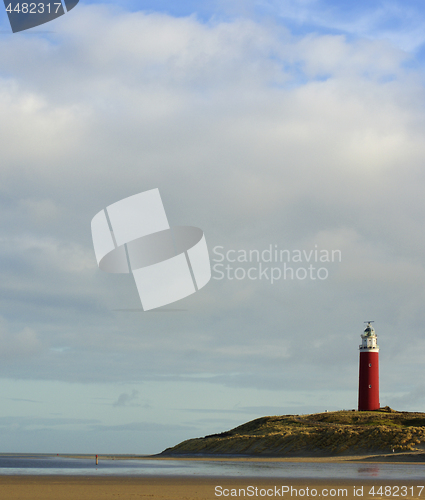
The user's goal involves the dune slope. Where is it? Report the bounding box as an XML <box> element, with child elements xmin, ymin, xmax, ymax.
<box><xmin>161</xmin><ymin>409</ymin><xmax>425</xmax><ymax>457</ymax></box>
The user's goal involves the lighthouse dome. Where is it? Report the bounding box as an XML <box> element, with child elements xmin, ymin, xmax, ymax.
<box><xmin>363</xmin><ymin>322</ymin><xmax>375</xmax><ymax>337</ymax></box>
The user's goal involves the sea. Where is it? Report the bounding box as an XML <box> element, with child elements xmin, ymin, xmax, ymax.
<box><xmin>0</xmin><ymin>455</ymin><xmax>423</xmax><ymax>479</ymax></box>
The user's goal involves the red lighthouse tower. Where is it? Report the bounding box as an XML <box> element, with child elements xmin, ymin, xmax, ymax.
<box><xmin>358</xmin><ymin>321</ymin><xmax>380</xmax><ymax>411</ymax></box>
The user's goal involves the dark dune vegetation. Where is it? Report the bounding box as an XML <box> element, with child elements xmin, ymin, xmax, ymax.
<box><xmin>161</xmin><ymin>408</ymin><xmax>425</xmax><ymax>457</ymax></box>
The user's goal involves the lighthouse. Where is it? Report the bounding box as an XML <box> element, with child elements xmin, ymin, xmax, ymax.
<box><xmin>358</xmin><ymin>321</ymin><xmax>380</xmax><ymax>411</ymax></box>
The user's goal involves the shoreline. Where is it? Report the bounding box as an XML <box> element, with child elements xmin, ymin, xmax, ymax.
<box><xmin>4</xmin><ymin>452</ymin><xmax>422</xmax><ymax>464</ymax></box>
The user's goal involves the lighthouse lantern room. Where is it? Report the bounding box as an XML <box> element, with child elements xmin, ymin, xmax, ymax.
<box><xmin>358</xmin><ymin>321</ymin><xmax>380</xmax><ymax>411</ymax></box>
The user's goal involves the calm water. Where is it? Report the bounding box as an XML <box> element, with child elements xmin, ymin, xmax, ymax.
<box><xmin>0</xmin><ymin>455</ymin><xmax>423</xmax><ymax>479</ymax></box>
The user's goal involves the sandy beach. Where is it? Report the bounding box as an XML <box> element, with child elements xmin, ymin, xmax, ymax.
<box><xmin>0</xmin><ymin>475</ymin><xmax>424</xmax><ymax>500</ymax></box>
<box><xmin>1</xmin><ymin>454</ymin><xmax>424</xmax><ymax>500</ymax></box>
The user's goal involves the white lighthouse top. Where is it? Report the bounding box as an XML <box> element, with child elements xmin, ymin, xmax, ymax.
<box><xmin>360</xmin><ymin>321</ymin><xmax>379</xmax><ymax>352</ymax></box>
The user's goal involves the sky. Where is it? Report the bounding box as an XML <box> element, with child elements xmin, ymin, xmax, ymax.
<box><xmin>1</xmin><ymin>0</ymin><xmax>425</xmax><ymax>454</ymax></box>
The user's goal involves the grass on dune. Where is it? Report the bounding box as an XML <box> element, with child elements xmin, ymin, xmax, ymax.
<box><xmin>162</xmin><ymin>409</ymin><xmax>425</xmax><ymax>457</ymax></box>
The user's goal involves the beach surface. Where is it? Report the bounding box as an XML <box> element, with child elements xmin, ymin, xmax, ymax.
<box><xmin>0</xmin><ymin>475</ymin><xmax>424</xmax><ymax>500</ymax></box>
<box><xmin>1</xmin><ymin>454</ymin><xmax>424</xmax><ymax>500</ymax></box>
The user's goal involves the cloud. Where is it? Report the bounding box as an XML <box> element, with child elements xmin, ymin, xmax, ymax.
<box><xmin>386</xmin><ymin>386</ymin><xmax>425</xmax><ymax>411</ymax></box>
<box><xmin>5</xmin><ymin>397</ymin><xmax>41</xmax><ymax>403</ymax></box>
<box><xmin>0</xmin><ymin>416</ymin><xmax>100</xmax><ymax>430</ymax></box>
<box><xmin>91</xmin><ymin>421</ymin><xmax>194</xmax><ymax>433</ymax></box>
<box><xmin>256</xmin><ymin>0</ymin><xmax>425</xmax><ymax>53</ymax></box>
<box><xmin>0</xmin><ymin>317</ymin><xmax>42</xmax><ymax>360</ymax></box>
<box><xmin>112</xmin><ymin>389</ymin><xmax>140</xmax><ymax>407</ymax></box>
<box><xmin>0</xmin><ymin>6</ymin><xmax>423</xmax><ymax>406</ymax></box>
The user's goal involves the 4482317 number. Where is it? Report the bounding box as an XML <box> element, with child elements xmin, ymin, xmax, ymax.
<box><xmin>5</xmin><ymin>3</ymin><xmax>62</xmax><ymax>14</ymax></box>
<box><xmin>369</xmin><ymin>486</ymin><xmax>425</xmax><ymax>497</ymax></box>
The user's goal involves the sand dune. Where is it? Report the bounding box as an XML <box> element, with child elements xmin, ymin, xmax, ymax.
<box><xmin>162</xmin><ymin>410</ymin><xmax>425</xmax><ymax>457</ymax></box>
